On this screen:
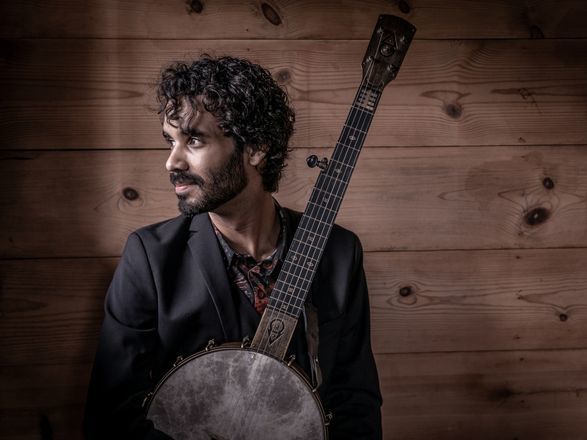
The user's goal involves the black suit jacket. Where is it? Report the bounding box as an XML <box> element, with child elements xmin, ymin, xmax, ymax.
<box><xmin>84</xmin><ymin>208</ymin><xmax>382</xmax><ymax>439</ymax></box>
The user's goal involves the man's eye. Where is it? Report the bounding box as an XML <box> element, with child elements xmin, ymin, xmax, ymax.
<box><xmin>188</xmin><ymin>137</ymin><xmax>202</xmax><ymax>146</ymax></box>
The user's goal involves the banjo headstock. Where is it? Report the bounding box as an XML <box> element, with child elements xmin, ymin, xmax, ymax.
<box><xmin>362</xmin><ymin>14</ymin><xmax>417</xmax><ymax>90</ymax></box>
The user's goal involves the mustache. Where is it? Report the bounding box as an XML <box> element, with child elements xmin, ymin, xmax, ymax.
<box><xmin>169</xmin><ymin>171</ymin><xmax>205</xmax><ymax>187</ymax></box>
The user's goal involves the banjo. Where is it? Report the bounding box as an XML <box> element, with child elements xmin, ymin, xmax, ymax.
<box><xmin>145</xmin><ymin>14</ymin><xmax>415</xmax><ymax>440</ymax></box>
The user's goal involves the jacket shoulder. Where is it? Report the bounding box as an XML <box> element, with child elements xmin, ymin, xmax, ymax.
<box><xmin>129</xmin><ymin>214</ymin><xmax>194</xmax><ymax>253</ymax></box>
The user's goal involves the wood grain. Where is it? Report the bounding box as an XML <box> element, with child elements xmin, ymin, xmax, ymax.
<box><xmin>0</xmin><ymin>258</ymin><xmax>113</xmax><ymax>367</ymax></box>
<box><xmin>2</xmin><ymin>39</ymin><xmax>587</xmax><ymax>149</ymax></box>
<box><xmin>1</xmin><ymin>1</ymin><xmax>586</xmax><ymax>439</ymax></box>
<box><xmin>1</xmin><ymin>0</ymin><xmax>585</xmax><ymax>40</ymax></box>
<box><xmin>2</xmin><ymin>249</ymin><xmax>587</xmax><ymax>367</ymax></box>
<box><xmin>2</xmin><ymin>146</ymin><xmax>586</xmax><ymax>258</ymax></box>
<box><xmin>366</xmin><ymin>248</ymin><xmax>587</xmax><ymax>354</ymax></box>
<box><xmin>2</xmin><ymin>349</ymin><xmax>586</xmax><ymax>440</ymax></box>
<box><xmin>377</xmin><ymin>349</ymin><xmax>587</xmax><ymax>439</ymax></box>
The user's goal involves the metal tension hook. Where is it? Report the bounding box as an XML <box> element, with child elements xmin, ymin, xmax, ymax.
<box><xmin>306</xmin><ymin>155</ymin><xmax>329</xmax><ymax>170</ymax></box>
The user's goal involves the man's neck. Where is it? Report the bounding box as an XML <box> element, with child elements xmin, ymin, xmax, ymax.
<box><xmin>208</xmin><ymin>192</ymin><xmax>280</xmax><ymax>262</ymax></box>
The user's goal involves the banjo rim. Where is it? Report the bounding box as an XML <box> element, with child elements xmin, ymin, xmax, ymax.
<box><xmin>144</xmin><ymin>342</ymin><xmax>329</xmax><ymax>439</ymax></box>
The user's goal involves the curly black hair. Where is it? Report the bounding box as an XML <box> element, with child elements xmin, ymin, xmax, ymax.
<box><xmin>156</xmin><ymin>55</ymin><xmax>295</xmax><ymax>193</ymax></box>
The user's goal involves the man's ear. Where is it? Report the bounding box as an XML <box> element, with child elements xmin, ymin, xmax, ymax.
<box><xmin>246</xmin><ymin>146</ymin><xmax>266</xmax><ymax>167</ymax></box>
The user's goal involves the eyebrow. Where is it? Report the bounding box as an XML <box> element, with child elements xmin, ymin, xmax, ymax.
<box><xmin>162</xmin><ymin>127</ymin><xmax>207</xmax><ymax>139</ymax></box>
<box><xmin>181</xmin><ymin>127</ymin><xmax>206</xmax><ymax>138</ymax></box>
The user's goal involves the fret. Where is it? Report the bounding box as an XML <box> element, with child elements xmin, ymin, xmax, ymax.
<box><xmin>293</xmin><ymin>242</ymin><xmax>325</xmax><ymax>257</ymax></box>
<box><xmin>298</xmin><ymin>219</ymin><xmax>330</xmax><ymax>239</ymax></box>
<box><xmin>274</xmin><ymin>278</ymin><xmax>312</xmax><ymax>301</ymax></box>
<box><xmin>282</xmin><ymin>255</ymin><xmax>321</xmax><ymax>279</ymax></box>
<box><xmin>322</xmin><ymin>172</ymin><xmax>349</xmax><ymax>186</ymax></box>
<box><xmin>283</xmin><ymin>249</ymin><xmax>321</xmax><ymax>271</ymax></box>
<box><xmin>327</xmin><ymin>159</ymin><xmax>356</xmax><ymax>181</ymax></box>
<box><xmin>308</xmin><ymin>191</ymin><xmax>343</xmax><ymax>213</ymax></box>
<box><xmin>291</xmin><ymin>236</ymin><xmax>323</xmax><ymax>253</ymax></box>
<box><xmin>274</xmin><ymin>281</ymin><xmax>311</xmax><ymax>304</ymax></box>
<box><xmin>340</xmin><ymin>126</ymin><xmax>368</xmax><ymax>141</ymax></box>
<box><xmin>267</xmin><ymin>301</ymin><xmax>300</xmax><ymax>315</ymax></box>
<box><xmin>307</xmin><ymin>200</ymin><xmax>337</xmax><ymax>215</ymax></box>
<box><xmin>341</xmin><ymin>123</ymin><xmax>370</xmax><ymax>139</ymax></box>
<box><xmin>344</xmin><ymin>116</ymin><xmax>370</xmax><ymax>130</ymax></box>
<box><xmin>307</xmin><ymin>191</ymin><xmax>341</xmax><ymax>208</ymax></box>
<box><xmin>273</xmin><ymin>288</ymin><xmax>307</xmax><ymax>310</ymax></box>
<box><xmin>334</xmin><ymin>138</ymin><xmax>363</xmax><ymax>153</ymax></box>
<box><xmin>273</xmin><ymin>284</ymin><xmax>310</xmax><ymax>305</ymax></box>
<box><xmin>307</xmin><ymin>197</ymin><xmax>339</xmax><ymax>213</ymax></box>
<box><xmin>288</xmin><ymin>249</ymin><xmax>320</xmax><ymax>264</ymax></box>
<box><xmin>327</xmin><ymin>162</ymin><xmax>351</xmax><ymax>177</ymax></box>
<box><xmin>328</xmin><ymin>158</ymin><xmax>355</xmax><ymax>170</ymax></box>
<box><xmin>310</xmin><ymin>185</ymin><xmax>343</xmax><ymax>201</ymax></box>
<box><xmin>350</xmin><ymin>104</ymin><xmax>374</xmax><ymax>116</ymax></box>
<box><xmin>273</xmin><ymin>278</ymin><xmax>311</xmax><ymax>299</ymax></box>
<box><xmin>299</xmin><ymin>214</ymin><xmax>333</xmax><ymax>231</ymax></box>
<box><xmin>298</xmin><ymin>217</ymin><xmax>334</xmax><ymax>233</ymax></box>
<box><xmin>342</xmin><ymin>120</ymin><xmax>369</xmax><ymax>133</ymax></box>
<box><xmin>266</xmin><ymin>302</ymin><xmax>302</xmax><ymax>318</ymax></box>
<box><xmin>272</xmin><ymin>282</ymin><xmax>311</xmax><ymax>306</ymax></box>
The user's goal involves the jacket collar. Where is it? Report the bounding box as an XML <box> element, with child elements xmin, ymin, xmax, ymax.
<box><xmin>187</xmin><ymin>213</ymin><xmax>239</xmax><ymax>342</ymax></box>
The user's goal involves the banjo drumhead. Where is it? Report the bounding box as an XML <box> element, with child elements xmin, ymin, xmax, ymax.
<box><xmin>146</xmin><ymin>347</ymin><xmax>327</xmax><ymax>440</ymax></box>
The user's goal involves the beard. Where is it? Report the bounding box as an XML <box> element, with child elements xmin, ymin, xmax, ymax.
<box><xmin>170</xmin><ymin>147</ymin><xmax>248</xmax><ymax>217</ymax></box>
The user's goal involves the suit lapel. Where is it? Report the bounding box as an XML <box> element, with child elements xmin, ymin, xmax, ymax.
<box><xmin>187</xmin><ymin>214</ymin><xmax>240</xmax><ymax>342</ymax></box>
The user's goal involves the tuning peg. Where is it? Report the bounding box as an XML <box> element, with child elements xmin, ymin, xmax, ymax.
<box><xmin>306</xmin><ymin>155</ymin><xmax>328</xmax><ymax>170</ymax></box>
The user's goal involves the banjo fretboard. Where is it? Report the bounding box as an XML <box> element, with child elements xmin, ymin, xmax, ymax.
<box><xmin>250</xmin><ymin>14</ymin><xmax>416</xmax><ymax>358</ymax></box>
<box><xmin>269</xmin><ymin>84</ymin><xmax>382</xmax><ymax>318</ymax></box>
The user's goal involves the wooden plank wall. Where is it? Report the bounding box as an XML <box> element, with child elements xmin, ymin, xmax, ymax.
<box><xmin>1</xmin><ymin>1</ymin><xmax>587</xmax><ymax>438</ymax></box>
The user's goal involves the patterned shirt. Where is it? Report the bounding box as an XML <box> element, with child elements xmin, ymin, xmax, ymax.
<box><xmin>212</xmin><ymin>206</ymin><xmax>287</xmax><ymax>315</ymax></box>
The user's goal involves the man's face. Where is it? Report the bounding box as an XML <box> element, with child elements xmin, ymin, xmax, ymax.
<box><xmin>163</xmin><ymin>103</ymin><xmax>248</xmax><ymax>217</ymax></box>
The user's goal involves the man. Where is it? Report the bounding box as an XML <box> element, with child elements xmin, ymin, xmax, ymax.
<box><xmin>84</xmin><ymin>55</ymin><xmax>382</xmax><ymax>439</ymax></box>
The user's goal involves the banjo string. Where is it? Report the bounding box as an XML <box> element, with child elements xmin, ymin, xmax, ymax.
<box><xmin>258</xmin><ymin>35</ymin><xmax>383</xmax><ymax>357</ymax></box>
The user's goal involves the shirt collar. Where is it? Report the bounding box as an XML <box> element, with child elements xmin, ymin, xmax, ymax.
<box><xmin>212</xmin><ymin>201</ymin><xmax>287</xmax><ymax>269</ymax></box>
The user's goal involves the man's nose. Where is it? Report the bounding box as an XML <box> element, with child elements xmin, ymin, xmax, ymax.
<box><xmin>166</xmin><ymin>146</ymin><xmax>188</xmax><ymax>172</ymax></box>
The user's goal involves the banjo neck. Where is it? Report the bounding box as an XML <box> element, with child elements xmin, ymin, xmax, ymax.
<box><xmin>251</xmin><ymin>15</ymin><xmax>416</xmax><ymax>359</ymax></box>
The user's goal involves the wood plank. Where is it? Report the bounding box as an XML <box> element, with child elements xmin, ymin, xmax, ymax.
<box><xmin>1</xmin><ymin>146</ymin><xmax>587</xmax><ymax>258</ymax></box>
<box><xmin>1</xmin><ymin>0</ymin><xmax>586</xmax><ymax>39</ymax></box>
<box><xmin>0</xmin><ymin>363</ymin><xmax>89</xmax><ymax>440</ymax></box>
<box><xmin>2</xmin><ymin>349</ymin><xmax>587</xmax><ymax>439</ymax></box>
<box><xmin>377</xmin><ymin>349</ymin><xmax>587</xmax><ymax>439</ymax></box>
<box><xmin>2</xmin><ymin>249</ymin><xmax>587</xmax><ymax>368</ymax></box>
<box><xmin>366</xmin><ymin>248</ymin><xmax>587</xmax><ymax>354</ymax></box>
<box><xmin>0</xmin><ymin>258</ymin><xmax>112</xmax><ymax>367</ymax></box>
<box><xmin>2</xmin><ymin>39</ymin><xmax>587</xmax><ymax>149</ymax></box>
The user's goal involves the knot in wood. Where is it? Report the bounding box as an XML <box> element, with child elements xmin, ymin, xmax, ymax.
<box><xmin>559</xmin><ymin>313</ymin><xmax>568</xmax><ymax>322</ymax></box>
<box><xmin>444</xmin><ymin>102</ymin><xmax>462</xmax><ymax>119</ymax></box>
<box><xmin>525</xmin><ymin>207</ymin><xmax>549</xmax><ymax>226</ymax></box>
<box><xmin>542</xmin><ymin>177</ymin><xmax>554</xmax><ymax>189</ymax></box>
<box><xmin>123</xmin><ymin>187</ymin><xmax>140</xmax><ymax>201</ymax></box>
<box><xmin>261</xmin><ymin>3</ymin><xmax>282</xmax><ymax>26</ymax></box>
<box><xmin>398</xmin><ymin>0</ymin><xmax>411</xmax><ymax>14</ymax></box>
<box><xmin>186</xmin><ymin>0</ymin><xmax>204</xmax><ymax>14</ymax></box>
<box><xmin>399</xmin><ymin>286</ymin><xmax>413</xmax><ymax>297</ymax></box>
<box><xmin>276</xmin><ymin>69</ymin><xmax>291</xmax><ymax>84</ymax></box>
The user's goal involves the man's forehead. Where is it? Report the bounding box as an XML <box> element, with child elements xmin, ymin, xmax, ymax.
<box><xmin>162</xmin><ymin>97</ymin><xmax>203</xmax><ymax>130</ymax></box>
<box><xmin>162</xmin><ymin>99</ymin><xmax>224</xmax><ymax>137</ymax></box>
<box><xmin>163</xmin><ymin>110</ymin><xmax>202</xmax><ymax>132</ymax></box>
